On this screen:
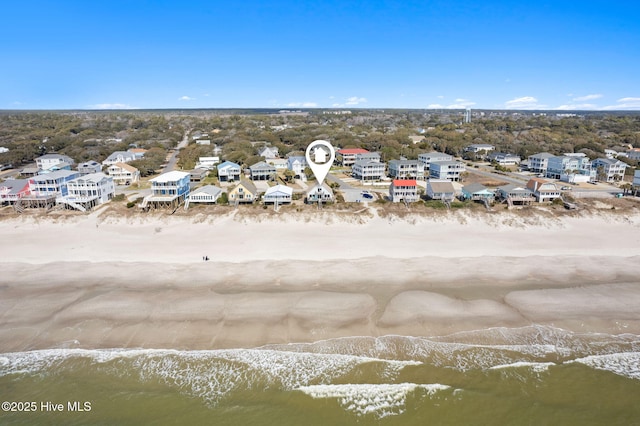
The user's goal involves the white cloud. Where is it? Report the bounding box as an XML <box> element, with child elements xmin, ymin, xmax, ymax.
<box><xmin>555</xmin><ymin>104</ymin><xmax>598</xmax><ymax>110</ymax></box>
<box><xmin>602</xmin><ymin>97</ymin><xmax>640</xmax><ymax>110</ymax></box>
<box><xmin>427</xmin><ymin>99</ymin><xmax>475</xmax><ymax>109</ymax></box>
<box><xmin>504</xmin><ymin>96</ymin><xmax>545</xmax><ymax>109</ymax></box>
<box><xmin>345</xmin><ymin>96</ymin><xmax>367</xmax><ymax>106</ymax></box>
<box><xmin>286</xmin><ymin>102</ymin><xmax>318</xmax><ymax>108</ymax></box>
<box><xmin>88</xmin><ymin>103</ymin><xmax>137</xmax><ymax>109</ymax></box>
<box><xmin>428</xmin><ymin>104</ymin><xmax>445</xmax><ymax>109</ymax></box>
<box><xmin>573</xmin><ymin>94</ymin><xmax>603</xmax><ymax>102</ymax></box>
<box><xmin>179</xmin><ymin>96</ymin><xmax>195</xmax><ymax>101</ymax></box>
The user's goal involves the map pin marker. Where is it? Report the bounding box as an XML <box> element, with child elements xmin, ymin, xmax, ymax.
<box><xmin>305</xmin><ymin>140</ymin><xmax>335</xmax><ymax>186</ymax></box>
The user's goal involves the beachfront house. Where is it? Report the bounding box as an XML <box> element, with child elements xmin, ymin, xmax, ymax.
<box><xmin>249</xmin><ymin>161</ymin><xmax>277</xmax><ymax>181</ymax></box>
<box><xmin>217</xmin><ymin>161</ymin><xmax>241</xmax><ymax>182</ymax></box>
<box><xmin>102</xmin><ymin>151</ymin><xmax>137</xmax><ymax>166</ymax></box>
<box><xmin>337</xmin><ymin>148</ymin><xmax>369</xmax><ymax>166</ymax></box>
<box><xmin>287</xmin><ymin>156</ymin><xmax>308</xmax><ymax>178</ymax></box>
<box><xmin>141</xmin><ymin>171</ymin><xmax>191</xmax><ymax>210</ymax></box>
<box><xmin>429</xmin><ymin>161</ymin><xmax>466</xmax><ymax>181</ymax></box>
<box><xmin>28</xmin><ymin>170</ymin><xmax>80</xmax><ymax>197</ymax></box>
<box><xmin>388</xmin><ymin>160</ymin><xmax>425</xmax><ymax>180</ymax></box>
<box><xmin>185</xmin><ymin>185</ymin><xmax>223</xmax><ymax>209</ymax></box>
<box><xmin>228</xmin><ymin>179</ymin><xmax>258</xmax><ymax>204</ymax></box>
<box><xmin>546</xmin><ymin>153</ymin><xmax>595</xmax><ymax>182</ymax></box>
<box><xmin>77</xmin><ymin>160</ymin><xmax>102</xmax><ymax>175</ymax></box>
<box><xmin>352</xmin><ymin>160</ymin><xmax>385</xmax><ymax>181</ymax></box>
<box><xmin>263</xmin><ymin>184</ymin><xmax>293</xmax><ymax>205</ymax></box>
<box><xmin>528</xmin><ymin>152</ymin><xmax>555</xmax><ymax>175</ymax></box>
<box><xmin>461</xmin><ymin>183</ymin><xmax>495</xmax><ymax>202</ymax></box>
<box><xmin>35</xmin><ymin>153</ymin><xmax>75</xmax><ymax>173</ymax></box>
<box><xmin>526</xmin><ymin>178</ymin><xmax>561</xmax><ymax>203</ymax></box>
<box><xmin>56</xmin><ymin>172</ymin><xmax>115</xmax><ymax>211</ymax></box>
<box><xmin>496</xmin><ymin>184</ymin><xmax>535</xmax><ymax>206</ymax></box>
<box><xmin>389</xmin><ymin>179</ymin><xmax>419</xmax><ymax>203</ymax></box>
<box><xmin>591</xmin><ymin>158</ymin><xmax>627</xmax><ymax>182</ymax></box>
<box><xmin>487</xmin><ymin>152</ymin><xmax>521</xmax><ymax>166</ymax></box>
<box><xmin>418</xmin><ymin>152</ymin><xmax>453</xmax><ymax>170</ymax></box>
<box><xmin>426</xmin><ymin>179</ymin><xmax>456</xmax><ymax>201</ymax></box>
<box><xmin>0</xmin><ymin>179</ymin><xmax>31</xmax><ymax>205</ymax></box>
<box><xmin>306</xmin><ymin>183</ymin><xmax>334</xmax><ymax>203</ymax></box>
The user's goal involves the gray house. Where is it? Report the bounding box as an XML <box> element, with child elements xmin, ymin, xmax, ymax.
<box><xmin>249</xmin><ymin>161</ymin><xmax>277</xmax><ymax>181</ymax></box>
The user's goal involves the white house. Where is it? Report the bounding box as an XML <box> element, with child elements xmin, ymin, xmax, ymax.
<box><xmin>263</xmin><ymin>184</ymin><xmax>293</xmax><ymax>205</ymax></box>
<box><xmin>287</xmin><ymin>156</ymin><xmax>308</xmax><ymax>178</ymax></box>
<box><xmin>528</xmin><ymin>152</ymin><xmax>555</xmax><ymax>175</ymax></box>
<box><xmin>35</xmin><ymin>153</ymin><xmax>75</xmax><ymax>172</ymax></box>
<box><xmin>306</xmin><ymin>184</ymin><xmax>334</xmax><ymax>203</ymax></box>
<box><xmin>496</xmin><ymin>184</ymin><xmax>535</xmax><ymax>205</ymax></box>
<box><xmin>546</xmin><ymin>154</ymin><xmax>595</xmax><ymax>181</ymax></box>
<box><xmin>388</xmin><ymin>160</ymin><xmax>424</xmax><ymax>179</ymax></box>
<box><xmin>217</xmin><ymin>161</ymin><xmax>242</xmax><ymax>182</ymax></box>
<box><xmin>337</xmin><ymin>148</ymin><xmax>369</xmax><ymax>166</ymax></box>
<box><xmin>102</xmin><ymin>151</ymin><xmax>137</xmax><ymax>166</ymax></box>
<box><xmin>258</xmin><ymin>146</ymin><xmax>279</xmax><ymax>159</ymax></box>
<box><xmin>591</xmin><ymin>158</ymin><xmax>627</xmax><ymax>182</ymax></box>
<box><xmin>107</xmin><ymin>162</ymin><xmax>140</xmax><ymax>185</ymax></box>
<box><xmin>464</xmin><ymin>144</ymin><xmax>495</xmax><ymax>155</ymax></box>
<box><xmin>354</xmin><ymin>152</ymin><xmax>381</xmax><ymax>163</ymax></box>
<box><xmin>389</xmin><ymin>179</ymin><xmax>419</xmax><ymax>203</ymax></box>
<box><xmin>195</xmin><ymin>156</ymin><xmax>220</xmax><ymax>170</ymax></box>
<box><xmin>185</xmin><ymin>185</ymin><xmax>223</xmax><ymax>209</ymax></box>
<box><xmin>352</xmin><ymin>160</ymin><xmax>385</xmax><ymax>181</ymax></box>
<box><xmin>57</xmin><ymin>172</ymin><xmax>115</xmax><ymax>211</ymax></box>
<box><xmin>429</xmin><ymin>161</ymin><xmax>466</xmax><ymax>181</ymax></box>
<box><xmin>418</xmin><ymin>152</ymin><xmax>453</xmax><ymax>170</ymax></box>
<box><xmin>526</xmin><ymin>178</ymin><xmax>561</xmax><ymax>202</ymax></box>
<box><xmin>488</xmin><ymin>152</ymin><xmax>521</xmax><ymax>166</ymax></box>
<box><xmin>426</xmin><ymin>179</ymin><xmax>455</xmax><ymax>201</ymax></box>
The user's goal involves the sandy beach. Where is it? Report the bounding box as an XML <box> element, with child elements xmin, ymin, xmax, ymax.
<box><xmin>1</xmin><ymin>206</ymin><xmax>640</xmax><ymax>352</ymax></box>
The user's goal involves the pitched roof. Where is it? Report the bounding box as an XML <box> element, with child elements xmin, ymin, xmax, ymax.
<box><xmin>150</xmin><ymin>171</ymin><xmax>190</xmax><ymax>182</ymax></box>
<box><xmin>462</xmin><ymin>183</ymin><xmax>489</xmax><ymax>194</ymax></box>
<box><xmin>217</xmin><ymin>160</ymin><xmax>240</xmax><ymax>169</ymax></box>
<box><xmin>191</xmin><ymin>185</ymin><xmax>222</xmax><ymax>196</ymax></box>
<box><xmin>429</xmin><ymin>180</ymin><xmax>455</xmax><ymax>193</ymax></box>
<box><xmin>265</xmin><ymin>184</ymin><xmax>293</xmax><ymax>196</ymax></box>
<box><xmin>112</xmin><ymin>162</ymin><xmax>138</xmax><ymax>173</ymax></box>
<box><xmin>235</xmin><ymin>178</ymin><xmax>257</xmax><ymax>194</ymax></box>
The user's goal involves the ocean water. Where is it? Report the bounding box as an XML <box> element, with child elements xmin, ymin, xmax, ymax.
<box><xmin>1</xmin><ymin>326</ymin><xmax>639</xmax><ymax>425</ymax></box>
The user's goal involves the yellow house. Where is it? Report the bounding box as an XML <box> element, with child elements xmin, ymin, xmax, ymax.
<box><xmin>228</xmin><ymin>179</ymin><xmax>258</xmax><ymax>204</ymax></box>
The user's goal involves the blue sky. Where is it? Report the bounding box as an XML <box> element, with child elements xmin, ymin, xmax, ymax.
<box><xmin>1</xmin><ymin>0</ymin><xmax>639</xmax><ymax>110</ymax></box>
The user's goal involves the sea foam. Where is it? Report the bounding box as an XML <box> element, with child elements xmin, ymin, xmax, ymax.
<box><xmin>569</xmin><ymin>352</ymin><xmax>640</xmax><ymax>380</ymax></box>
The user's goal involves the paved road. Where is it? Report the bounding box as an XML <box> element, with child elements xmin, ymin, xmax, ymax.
<box><xmin>162</xmin><ymin>129</ymin><xmax>191</xmax><ymax>173</ymax></box>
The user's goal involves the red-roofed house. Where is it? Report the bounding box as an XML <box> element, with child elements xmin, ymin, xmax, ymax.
<box><xmin>389</xmin><ymin>179</ymin><xmax>419</xmax><ymax>203</ymax></box>
<box><xmin>337</xmin><ymin>148</ymin><xmax>369</xmax><ymax>166</ymax></box>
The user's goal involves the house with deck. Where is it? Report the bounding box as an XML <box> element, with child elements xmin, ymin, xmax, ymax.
<box><xmin>591</xmin><ymin>158</ymin><xmax>627</xmax><ymax>182</ymax></box>
<box><xmin>418</xmin><ymin>152</ymin><xmax>453</xmax><ymax>170</ymax></box>
<box><xmin>526</xmin><ymin>178</ymin><xmax>561</xmax><ymax>202</ymax></box>
<box><xmin>337</xmin><ymin>148</ymin><xmax>369</xmax><ymax>166</ymax></box>
<box><xmin>464</xmin><ymin>144</ymin><xmax>495</xmax><ymax>158</ymax></box>
<box><xmin>287</xmin><ymin>156</ymin><xmax>308</xmax><ymax>178</ymax></box>
<box><xmin>429</xmin><ymin>161</ymin><xmax>466</xmax><ymax>181</ymax></box>
<box><xmin>195</xmin><ymin>157</ymin><xmax>220</xmax><ymax>170</ymax></box>
<box><xmin>426</xmin><ymin>179</ymin><xmax>456</xmax><ymax>201</ymax></box>
<box><xmin>36</xmin><ymin>154</ymin><xmax>75</xmax><ymax>173</ymax></box>
<box><xmin>388</xmin><ymin>160</ymin><xmax>424</xmax><ymax>179</ymax></box>
<box><xmin>389</xmin><ymin>179</ymin><xmax>419</xmax><ymax>203</ymax></box>
<box><xmin>185</xmin><ymin>185</ymin><xmax>223</xmax><ymax>209</ymax></box>
<box><xmin>249</xmin><ymin>161</ymin><xmax>277</xmax><ymax>181</ymax></box>
<box><xmin>217</xmin><ymin>161</ymin><xmax>241</xmax><ymax>182</ymax></box>
<box><xmin>228</xmin><ymin>179</ymin><xmax>258</xmax><ymax>204</ymax></box>
<box><xmin>496</xmin><ymin>184</ymin><xmax>535</xmax><ymax>205</ymax></box>
<box><xmin>107</xmin><ymin>162</ymin><xmax>140</xmax><ymax>185</ymax></box>
<box><xmin>546</xmin><ymin>153</ymin><xmax>595</xmax><ymax>182</ymax></box>
<box><xmin>57</xmin><ymin>172</ymin><xmax>115</xmax><ymax>211</ymax></box>
<box><xmin>528</xmin><ymin>152</ymin><xmax>555</xmax><ymax>175</ymax></box>
<box><xmin>77</xmin><ymin>160</ymin><xmax>102</xmax><ymax>175</ymax></box>
<box><xmin>0</xmin><ymin>179</ymin><xmax>31</xmax><ymax>204</ymax></box>
<box><xmin>306</xmin><ymin>183</ymin><xmax>334</xmax><ymax>203</ymax></box>
<box><xmin>141</xmin><ymin>171</ymin><xmax>191</xmax><ymax>210</ymax></box>
<box><xmin>263</xmin><ymin>184</ymin><xmax>293</xmax><ymax>205</ymax></box>
<box><xmin>487</xmin><ymin>152</ymin><xmax>521</xmax><ymax>166</ymax></box>
<box><xmin>352</xmin><ymin>160</ymin><xmax>385</xmax><ymax>181</ymax></box>
<box><xmin>461</xmin><ymin>183</ymin><xmax>495</xmax><ymax>202</ymax></box>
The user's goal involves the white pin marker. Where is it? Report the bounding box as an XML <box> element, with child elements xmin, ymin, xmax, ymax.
<box><xmin>305</xmin><ymin>140</ymin><xmax>335</xmax><ymax>186</ymax></box>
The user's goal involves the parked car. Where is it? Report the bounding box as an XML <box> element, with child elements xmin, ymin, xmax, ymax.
<box><xmin>561</xmin><ymin>186</ymin><xmax>572</xmax><ymax>190</ymax></box>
